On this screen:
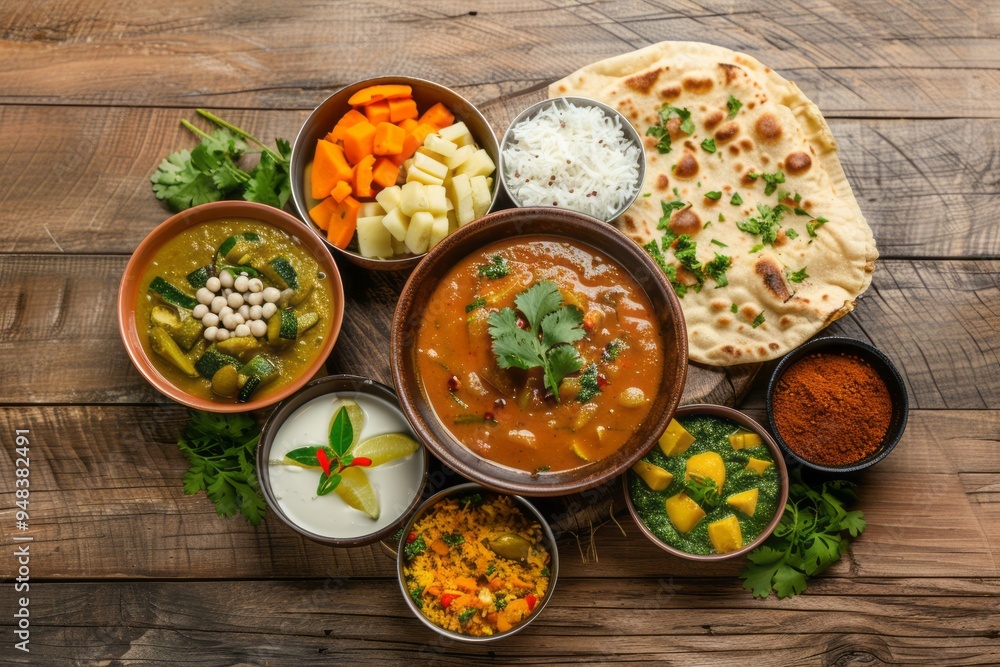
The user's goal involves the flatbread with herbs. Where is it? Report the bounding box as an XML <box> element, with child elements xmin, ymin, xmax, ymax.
<box><xmin>550</xmin><ymin>41</ymin><xmax>877</xmax><ymax>366</ymax></box>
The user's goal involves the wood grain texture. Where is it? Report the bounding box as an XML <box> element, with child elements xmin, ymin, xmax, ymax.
<box><xmin>1</xmin><ymin>406</ymin><xmax>995</xmax><ymax>581</ymax></box>
<box><xmin>1</xmin><ymin>579</ymin><xmax>997</xmax><ymax>665</ymax></box>
<box><xmin>0</xmin><ymin>107</ymin><xmax>997</xmax><ymax>257</ymax></box>
<box><xmin>0</xmin><ymin>0</ymin><xmax>996</xmax><ymax>117</ymax></box>
<box><xmin>1</xmin><ymin>256</ymin><xmax>995</xmax><ymax>408</ymax></box>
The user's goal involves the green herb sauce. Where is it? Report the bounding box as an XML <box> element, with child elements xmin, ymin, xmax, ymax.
<box><xmin>628</xmin><ymin>415</ymin><xmax>780</xmax><ymax>555</ymax></box>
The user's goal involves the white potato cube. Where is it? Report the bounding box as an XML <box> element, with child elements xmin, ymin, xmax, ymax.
<box><xmin>470</xmin><ymin>175</ymin><xmax>492</xmax><ymax>218</ymax></box>
<box><xmin>357</xmin><ymin>216</ymin><xmax>394</xmax><ymax>259</ymax></box>
<box><xmin>438</xmin><ymin>122</ymin><xmax>474</xmax><ymax>147</ymax></box>
<box><xmin>454</xmin><ymin>149</ymin><xmax>496</xmax><ymax>179</ymax></box>
<box><xmin>448</xmin><ymin>173</ymin><xmax>476</xmax><ymax>226</ymax></box>
<box><xmin>447</xmin><ymin>210</ymin><xmax>458</xmax><ymax>233</ymax></box>
<box><xmin>426</xmin><ymin>185</ymin><xmax>448</xmax><ymax>217</ymax></box>
<box><xmin>399</xmin><ymin>182</ymin><xmax>429</xmax><ymax>217</ymax></box>
<box><xmin>375</xmin><ymin>185</ymin><xmax>402</xmax><ymax>212</ymax></box>
<box><xmin>391</xmin><ymin>235</ymin><xmax>407</xmax><ymax>256</ymax></box>
<box><xmin>423</xmin><ymin>133</ymin><xmax>458</xmax><ymax>158</ymax></box>
<box><xmin>381</xmin><ymin>207</ymin><xmax>410</xmax><ymax>242</ymax></box>
<box><xmin>413</xmin><ymin>152</ymin><xmax>448</xmax><ymax>180</ymax></box>
<box><xmin>445</xmin><ymin>144</ymin><xmax>476</xmax><ymax>170</ymax></box>
<box><xmin>429</xmin><ymin>215</ymin><xmax>450</xmax><ymax>250</ymax></box>
<box><xmin>358</xmin><ymin>202</ymin><xmax>384</xmax><ymax>218</ymax></box>
<box><xmin>406</xmin><ymin>166</ymin><xmax>445</xmax><ymax>186</ymax></box>
<box><xmin>404</xmin><ymin>211</ymin><xmax>435</xmax><ymax>255</ymax></box>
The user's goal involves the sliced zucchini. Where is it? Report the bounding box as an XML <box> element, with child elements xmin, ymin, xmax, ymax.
<box><xmin>296</xmin><ymin>312</ymin><xmax>319</xmax><ymax>335</ymax></box>
<box><xmin>149</xmin><ymin>276</ymin><xmax>198</xmax><ymax>310</ymax></box>
<box><xmin>194</xmin><ymin>347</ymin><xmax>241</xmax><ymax>380</ymax></box>
<box><xmin>239</xmin><ymin>355</ymin><xmax>279</xmax><ymax>383</ymax></box>
<box><xmin>150</xmin><ymin>305</ymin><xmax>203</xmax><ymax>350</ymax></box>
<box><xmin>282</xmin><ymin>282</ymin><xmax>314</xmax><ymax>308</ymax></box>
<box><xmin>149</xmin><ymin>326</ymin><xmax>199</xmax><ymax>378</ymax></box>
<box><xmin>266</xmin><ymin>310</ymin><xmax>299</xmax><ymax>347</ymax></box>
<box><xmin>236</xmin><ymin>375</ymin><xmax>262</xmax><ymax>403</ymax></box>
<box><xmin>215</xmin><ymin>335</ymin><xmax>261</xmax><ymax>358</ymax></box>
<box><xmin>217</xmin><ymin>232</ymin><xmax>263</xmax><ymax>265</ymax></box>
<box><xmin>186</xmin><ymin>265</ymin><xmax>211</xmax><ymax>289</ymax></box>
<box><xmin>261</xmin><ymin>257</ymin><xmax>299</xmax><ymax>289</ymax></box>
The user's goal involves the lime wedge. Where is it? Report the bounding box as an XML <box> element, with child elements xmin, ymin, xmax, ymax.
<box><xmin>351</xmin><ymin>433</ymin><xmax>421</xmax><ymax>467</ymax></box>
<box><xmin>331</xmin><ymin>398</ymin><xmax>366</xmax><ymax>451</ymax></box>
<box><xmin>335</xmin><ymin>466</ymin><xmax>379</xmax><ymax>519</ymax></box>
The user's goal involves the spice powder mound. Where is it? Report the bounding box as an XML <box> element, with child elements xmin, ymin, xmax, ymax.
<box><xmin>772</xmin><ymin>352</ymin><xmax>892</xmax><ymax>466</ymax></box>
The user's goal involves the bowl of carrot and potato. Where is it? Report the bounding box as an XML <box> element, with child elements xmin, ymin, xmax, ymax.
<box><xmin>290</xmin><ymin>76</ymin><xmax>501</xmax><ymax>271</ymax></box>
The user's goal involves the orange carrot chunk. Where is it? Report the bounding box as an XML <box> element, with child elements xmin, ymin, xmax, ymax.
<box><xmin>327</xmin><ymin>196</ymin><xmax>360</xmax><ymax>248</ymax></box>
<box><xmin>312</xmin><ymin>140</ymin><xmax>353</xmax><ymax>200</ymax></box>
<box><xmin>308</xmin><ymin>196</ymin><xmax>338</xmax><ymax>231</ymax></box>
<box><xmin>330</xmin><ymin>180</ymin><xmax>352</xmax><ymax>203</ymax></box>
<box><xmin>354</xmin><ymin>154</ymin><xmax>376</xmax><ymax>199</ymax></box>
<box><xmin>371</xmin><ymin>157</ymin><xmax>400</xmax><ymax>188</ymax></box>
<box><xmin>418</xmin><ymin>102</ymin><xmax>455</xmax><ymax>130</ymax></box>
<box><xmin>399</xmin><ymin>118</ymin><xmax>419</xmax><ymax>133</ymax></box>
<box><xmin>388</xmin><ymin>97</ymin><xmax>419</xmax><ymax>123</ymax></box>
<box><xmin>364</xmin><ymin>100</ymin><xmax>391</xmax><ymax>125</ymax></box>
<box><xmin>329</xmin><ymin>109</ymin><xmax>367</xmax><ymax>142</ymax></box>
<box><xmin>373</xmin><ymin>122</ymin><xmax>406</xmax><ymax>156</ymax></box>
<box><xmin>347</xmin><ymin>84</ymin><xmax>413</xmax><ymax>107</ymax></box>
<box><xmin>391</xmin><ymin>123</ymin><xmax>436</xmax><ymax>165</ymax></box>
<box><xmin>342</xmin><ymin>121</ymin><xmax>377</xmax><ymax>165</ymax></box>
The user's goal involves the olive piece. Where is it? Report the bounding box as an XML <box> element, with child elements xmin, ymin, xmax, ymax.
<box><xmin>486</xmin><ymin>533</ymin><xmax>532</xmax><ymax>562</ymax></box>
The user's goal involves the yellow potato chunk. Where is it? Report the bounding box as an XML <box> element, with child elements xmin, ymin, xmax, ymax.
<box><xmin>726</xmin><ymin>488</ymin><xmax>759</xmax><ymax>517</ymax></box>
<box><xmin>632</xmin><ymin>460</ymin><xmax>673</xmax><ymax>491</ymax></box>
<box><xmin>658</xmin><ymin>419</ymin><xmax>695</xmax><ymax>456</ymax></box>
<box><xmin>745</xmin><ymin>457</ymin><xmax>773</xmax><ymax>476</ymax></box>
<box><xmin>707</xmin><ymin>515</ymin><xmax>743</xmax><ymax>554</ymax></box>
<box><xmin>665</xmin><ymin>493</ymin><xmax>706</xmax><ymax>534</ymax></box>
<box><xmin>685</xmin><ymin>452</ymin><xmax>726</xmax><ymax>489</ymax></box>
<box><xmin>729</xmin><ymin>431</ymin><xmax>763</xmax><ymax>450</ymax></box>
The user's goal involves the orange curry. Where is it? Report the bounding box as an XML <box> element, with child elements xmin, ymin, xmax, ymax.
<box><xmin>416</xmin><ymin>236</ymin><xmax>664</xmax><ymax>472</ymax></box>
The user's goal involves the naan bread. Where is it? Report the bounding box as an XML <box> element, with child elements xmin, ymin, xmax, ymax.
<box><xmin>550</xmin><ymin>42</ymin><xmax>877</xmax><ymax>366</ymax></box>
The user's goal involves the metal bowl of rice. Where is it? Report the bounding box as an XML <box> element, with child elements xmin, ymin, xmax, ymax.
<box><xmin>396</xmin><ymin>483</ymin><xmax>559</xmax><ymax>642</ymax></box>
<box><xmin>499</xmin><ymin>96</ymin><xmax>645</xmax><ymax>222</ymax></box>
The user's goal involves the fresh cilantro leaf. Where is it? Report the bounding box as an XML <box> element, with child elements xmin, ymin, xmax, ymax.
<box><xmin>602</xmin><ymin>339</ymin><xmax>624</xmax><ymax>363</ymax></box>
<box><xmin>751</xmin><ymin>312</ymin><xmax>766</xmax><ymax>328</ymax></box>
<box><xmin>727</xmin><ymin>95</ymin><xmax>743</xmax><ymax>119</ymax></box>
<box><xmin>718</xmin><ymin>213</ymin><xmax>726</xmax><ymax>222</ymax></box>
<box><xmin>441</xmin><ymin>533</ymin><xmax>465</xmax><ymax>547</ymax></box>
<box><xmin>478</xmin><ymin>254</ymin><xmax>510</xmax><ymax>279</ymax></box>
<box><xmin>657</xmin><ymin>199</ymin><xmax>687</xmax><ymax>230</ymax></box>
<box><xmin>648</xmin><ymin>105</ymin><xmax>693</xmax><ymax>151</ymax></box>
<box><xmin>775</xmin><ymin>189</ymin><xmax>791</xmax><ymax>203</ymax></box>
<box><xmin>785</xmin><ymin>228</ymin><xmax>800</xmax><ymax>240</ymax></box>
<box><xmin>404</xmin><ymin>535</ymin><xmax>427</xmax><ymax>559</ymax></box>
<box><xmin>673</xmin><ymin>235</ymin><xmax>704</xmax><ymax>283</ymax></box>
<box><xmin>409</xmin><ymin>586</ymin><xmax>425</xmax><ymax>608</ymax></box>
<box><xmin>684</xmin><ymin>475</ymin><xmax>722</xmax><ymax>509</ymax></box>
<box><xmin>787</xmin><ymin>267</ymin><xmax>809</xmax><ymax>283</ymax></box>
<box><xmin>730</xmin><ymin>303</ymin><xmax>738</xmax><ymax>314</ymax></box>
<box><xmin>515</xmin><ymin>281</ymin><xmax>563</xmax><ymax>332</ymax></box>
<box><xmin>730</xmin><ymin>192</ymin><xmax>743</xmax><ymax>206</ymax></box>
<box><xmin>466</xmin><ymin>297</ymin><xmax>486</xmax><ymax>313</ymax></box>
<box><xmin>493</xmin><ymin>593</ymin><xmax>508</xmax><ymax>610</ymax></box>
<box><xmin>737</xmin><ymin>203</ymin><xmax>786</xmax><ymax>246</ymax></box>
<box><xmin>151</xmin><ymin>149</ymin><xmax>224</xmax><ymax>212</ymax></box>
<box><xmin>760</xmin><ymin>171</ymin><xmax>786</xmax><ymax>196</ymax></box>
<box><xmin>749</xmin><ymin>243</ymin><xmax>764</xmax><ymax>253</ymax></box>
<box><xmin>711</xmin><ymin>239</ymin><xmax>728</xmax><ymax>247</ymax></box>
<box><xmin>704</xmin><ymin>191</ymin><xmax>722</xmax><ymax>200</ymax></box>
<box><xmin>807</xmin><ymin>218</ymin><xmax>827</xmax><ymax>237</ymax></box>
<box><xmin>747</xmin><ymin>171</ymin><xmax>759</xmax><ymax>180</ymax></box>
<box><xmin>458</xmin><ymin>609</ymin><xmax>477</xmax><ymax>625</ymax></box>
<box><xmin>701</xmin><ymin>138</ymin><xmax>717</xmax><ymax>153</ymax></box>
<box><xmin>486</xmin><ymin>563</ymin><xmax>496</xmax><ymax>576</ymax></box>
<box><xmin>704</xmin><ymin>252</ymin><xmax>732</xmax><ymax>287</ymax></box>
<box><xmin>643</xmin><ymin>241</ymin><xmax>687</xmax><ymax>298</ymax></box>
<box><xmin>645</xmin><ymin>124</ymin><xmax>671</xmax><ymax>154</ymax></box>
<box><xmin>545</xmin><ymin>345</ymin><xmax>585</xmax><ymax>396</ymax></box>
<box><xmin>244</xmin><ymin>151</ymin><xmax>290</xmax><ymax>208</ymax></box>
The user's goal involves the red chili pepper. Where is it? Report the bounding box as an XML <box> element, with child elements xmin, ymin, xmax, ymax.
<box><xmin>315</xmin><ymin>449</ymin><xmax>333</xmax><ymax>476</ymax></box>
<box><xmin>406</xmin><ymin>532</ymin><xmax>417</xmax><ymax>544</ymax></box>
<box><xmin>440</xmin><ymin>593</ymin><xmax>459</xmax><ymax>608</ymax></box>
<box><xmin>516</xmin><ymin>317</ymin><xmax>528</xmax><ymax>330</ymax></box>
<box><xmin>596</xmin><ymin>375</ymin><xmax>608</xmax><ymax>389</ymax></box>
<box><xmin>583</xmin><ymin>315</ymin><xmax>595</xmax><ymax>331</ymax></box>
<box><xmin>351</xmin><ymin>457</ymin><xmax>372</xmax><ymax>467</ymax></box>
<box><xmin>525</xmin><ymin>594</ymin><xmax>537</xmax><ymax>611</ymax></box>
<box><xmin>484</xmin><ymin>411</ymin><xmax>495</xmax><ymax>422</ymax></box>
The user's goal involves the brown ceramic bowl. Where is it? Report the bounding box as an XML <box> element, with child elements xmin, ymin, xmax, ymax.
<box><xmin>256</xmin><ymin>375</ymin><xmax>429</xmax><ymax>547</ymax></box>
<box><xmin>390</xmin><ymin>207</ymin><xmax>688</xmax><ymax>497</ymax></box>
<box><xmin>118</xmin><ymin>201</ymin><xmax>344</xmax><ymax>413</ymax></box>
<box><xmin>623</xmin><ymin>404</ymin><xmax>790</xmax><ymax>562</ymax></box>
<box><xmin>290</xmin><ymin>75</ymin><xmax>501</xmax><ymax>271</ymax></box>
<box><xmin>396</xmin><ymin>483</ymin><xmax>558</xmax><ymax>642</ymax></box>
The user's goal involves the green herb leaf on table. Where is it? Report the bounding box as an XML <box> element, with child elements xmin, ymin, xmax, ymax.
<box><xmin>177</xmin><ymin>410</ymin><xmax>266</xmax><ymax>526</ymax></box>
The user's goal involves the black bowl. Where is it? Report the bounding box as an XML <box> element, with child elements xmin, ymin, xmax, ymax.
<box><xmin>766</xmin><ymin>336</ymin><xmax>908</xmax><ymax>473</ymax></box>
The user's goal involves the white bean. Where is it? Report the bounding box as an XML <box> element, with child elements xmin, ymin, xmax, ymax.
<box><xmin>196</xmin><ymin>288</ymin><xmax>215</xmax><ymax>305</ymax></box>
<box><xmin>222</xmin><ymin>314</ymin><xmax>238</xmax><ymax>330</ymax></box>
<box><xmin>219</xmin><ymin>306</ymin><xmax>234</xmax><ymax>319</ymax></box>
<box><xmin>249</xmin><ymin>320</ymin><xmax>267</xmax><ymax>338</ymax></box>
<box><xmin>227</xmin><ymin>292</ymin><xmax>244</xmax><ymax>308</ymax></box>
<box><xmin>237</xmin><ymin>305</ymin><xmax>250</xmax><ymax>319</ymax></box>
<box><xmin>249</xmin><ymin>305</ymin><xmax>263</xmax><ymax>320</ymax></box>
<box><xmin>219</xmin><ymin>271</ymin><xmax>234</xmax><ymax>288</ymax></box>
<box><xmin>205</xmin><ymin>276</ymin><xmax>222</xmax><ymax>292</ymax></box>
<box><xmin>203</xmin><ymin>326</ymin><xmax>219</xmax><ymax>341</ymax></box>
<box><xmin>223</xmin><ymin>288</ymin><xmax>233</xmax><ymax>297</ymax></box>
<box><xmin>248</xmin><ymin>278</ymin><xmax>264</xmax><ymax>293</ymax></box>
<box><xmin>234</xmin><ymin>275</ymin><xmax>250</xmax><ymax>293</ymax></box>
<box><xmin>262</xmin><ymin>303</ymin><xmax>278</xmax><ymax>319</ymax></box>
<box><xmin>234</xmin><ymin>324</ymin><xmax>251</xmax><ymax>338</ymax></box>
<box><xmin>210</xmin><ymin>296</ymin><xmax>227</xmax><ymax>314</ymax></box>
<box><xmin>201</xmin><ymin>312</ymin><xmax>219</xmax><ymax>328</ymax></box>
<box><xmin>192</xmin><ymin>304</ymin><xmax>209</xmax><ymax>319</ymax></box>
<box><xmin>233</xmin><ymin>313</ymin><xmax>245</xmax><ymax>326</ymax></box>
<box><xmin>215</xmin><ymin>328</ymin><xmax>230</xmax><ymax>341</ymax></box>
<box><xmin>247</xmin><ymin>292</ymin><xmax>264</xmax><ymax>306</ymax></box>
<box><xmin>262</xmin><ymin>287</ymin><xmax>281</xmax><ymax>303</ymax></box>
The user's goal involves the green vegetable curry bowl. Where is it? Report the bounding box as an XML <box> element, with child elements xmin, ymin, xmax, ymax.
<box><xmin>623</xmin><ymin>404</ymin><xmax>789</xmax><ymax>562</ymax></box>
<box><xmin>118</xmin><ymin>200</ymin><xmax>344</xmax><ymax>412</ymax></box>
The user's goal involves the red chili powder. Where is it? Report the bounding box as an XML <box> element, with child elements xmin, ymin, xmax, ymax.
<box><xmin>771</xmin><ymin>352</ymin><xmax>892</xmax><ymax>466</ymax></box>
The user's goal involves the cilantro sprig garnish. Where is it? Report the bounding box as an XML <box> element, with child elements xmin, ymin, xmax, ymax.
<box><xmin>727</xmin><ymin>95</ymin><xmax>743</xmax><ymax>119</ymax></box>
<box><xmin>684</xmin><ymin>475</ymin><xmax>722</xmax><ymax>510</ymax></box>
<box><xmin>704</xmin><ymin>252</ymin><xmax>733</xmax><ymax>288</ymax></box>
<box><xmin>643</xmin><ymin>239</ymin><xmax>687</xmax><ymax>298</ymax></box>
<box><xmin>487</xmin><ymin>281</ymin><xmax>586</xmax><ymax>401</ymax></box>
<box><xmin>151</xmin><ymin>109</ymin><xmax>291</xmax><ymax>212</ymax></box>
<box><xmin>787</xmin><ymin>267</ymin><xmax>810</xmax><ymax>283</ymax></box>
<box><xmin>478</xmin><ymin>254</ymin><xmax>510</xmax><ymax>279</ymax></box>
<box><xmin>759</xmin><ymin>171</ymin><xmax>786</xmax><ymax>197</ymax></box>
<box><xmin>645</xmin><ymin>105</ymin><xmax>694</xmax><ymax>154</ymax></box>
<box><xmin>577</xmin><ymin>363</ymin><xmax>602</xmax><ymax>403</ymax></box>
<box><xmin>177</xmin><ymin>410</ymin><xmax>266</xmax><ymax>526</ymax></box>
<box><xmin>741</xmin><ymin>472</ymin><xmax>866</xmax><ymax>599</ymax></box>
<box><xmin>736</xmin><ymin>203</ymin><xmax>788</xmax><ymax>246</ymax></box>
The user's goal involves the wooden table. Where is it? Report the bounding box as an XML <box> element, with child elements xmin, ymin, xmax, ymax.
<box><xmin>1</xmin><ymin>1</ymin><xmax>998</xmax><ymax>664</ymax></box>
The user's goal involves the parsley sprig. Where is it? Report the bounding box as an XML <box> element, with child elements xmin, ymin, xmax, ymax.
<box><xmin>741</xmin><ymin>472</ymin><xmax>866</xmax><ymax>598</ymax></box>
<box><xmin>487</xmin><ymin>281</ymin><xmax>586</xmax><ymax>401</ymax></box>
<box><xmin>177</xmin><ymin>410</ymin><xmax>266</xmax><ymax>526</ymax></box>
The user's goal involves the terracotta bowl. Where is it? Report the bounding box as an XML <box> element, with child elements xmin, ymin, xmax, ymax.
<box><xmin>118</xmin><ymin>200</ymin><xmax>344</xmax><ymax>412</ymax></box>
<box><xmin>622</xmin><ymin>404</ymin><xmax>790</xmax><ymax>562</ymax></box>
<box><xmin>289</xmin><ymin>75</ymin><xmax>501</xmax><ymax>271</ymax></box>
<box><xmin>396</xmin><ymin>482</ymin><xmax>559</xmax><ymax>642</ymax></box>
<box><xmin>256</xmin><ymin>374</ymin><xmax>429</xmax><ymax>547</ymax></box>
<box><xmin>390</xmin><ymin>207</ymin><xmax>688</xmax><ymax>497</ymax></box>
